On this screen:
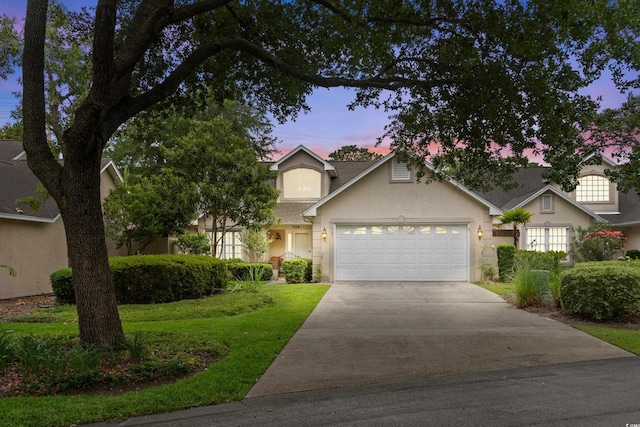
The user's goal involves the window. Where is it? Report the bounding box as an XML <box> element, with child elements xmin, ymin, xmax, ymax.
<box><xmin>526</xmin><ymin>227</ymin><xmax>569</xmax><ymax>252</ymax></box>
<box><xmin>541</xmin><ymin>194</ymin><xmax>553</xmax><ymax>213</ymax></box>
<box><xmin>391</xmin><ymin>158</ymin><xmax>411</xmax><ymax>181</ymax></box>
<box><xmin>214</xmin><ymin>230</ymin><xmax>243</xmax><ymax>259</ymax></box>
<box><xmin>283</xmin><ymin>168</ymin><xmax>322</xmax><ymax>198</ymax></box>
<box><xmin>576</xmin><ymin>175</ymin><xmax>610</xmax><ymax>202</ymax></box>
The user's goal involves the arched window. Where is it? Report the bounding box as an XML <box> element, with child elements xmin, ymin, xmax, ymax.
<box><xmin>576</xmin><ymin>175</ymin><xmax>610</xmax><ymax>203</ymax></box>
<box><xmin>283</xmin><ymin>168</ymin><xmax>322</xmax><ymax>198</ymax></box>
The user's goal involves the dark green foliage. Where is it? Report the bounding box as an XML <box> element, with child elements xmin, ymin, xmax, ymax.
<box><xmin>110</xmin><ymin>255</ymin><xmax>227</xmax><ymax>304</ymax></box>
<box><xmin>50</xmin><ymin>268</ymin><xmax>75</xmax><ymax>305</ymax></box>
<box><xmin>497</xmin><ymin>245</ymin><xmax>516</xmax><ymax>282</ymax></box>
<box><xmin>516</xmin><ymin>250</ymin><xmax>566</xmax><ymax>273</ymax></box>
<box><xmin>227</xmin><ymin>263</ymin><xmax>273</xmax><ymax>281</ymax></box>
<box><xmin>626</xmin><ymin>249</ymin><xmax>640</xmax><ymax>260</ymax></box>
<box><xmin>10</xmin><ymin>334</ymin><xmax>200</xmax><ymax>396</ymax></box>
<box><xmin>282</xmin><ymin>258</ymin><xmax>312</xmax><ymax>284</ymax></box>
<box><xmin>51</xmin><ymin>255</ymin><xmax>227</xmax><ymax>305</ymax></box>
<box><xmin>0</xmin><ymin>329</ymin><xmax>14</xmax><ymax>373</ymax></box>
<box><xmin>560</xmin><ymin>261</ymin><xmax>640</xmax><ymax>320</ymax></box>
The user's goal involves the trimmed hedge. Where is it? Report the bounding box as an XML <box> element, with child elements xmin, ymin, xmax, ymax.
<box><xmin>282</xmin><ymin>258</ymin><xmax>312</xmax><ymax>284</ymax></box>
<box><xmin>50</xmin><ymin>268</ymin><xmax>75</xmax><ymax>305</ymax></box>
<box><xmin>626</xmin><ymin>249</ymin><xmax>640</xmax><ymax>260</ymax></box>
<box><xmin>50</xmin><ymin>255</ymin><xmax>228</xmax><ymax>305</ymax></box>
<box><xmin>560</xmin><ymin>261</ymin><xmax>640</xmax><ymax>320</ymax></box>
<box><xmin>497</xmin><ymin>245</ymin><xmax>516</xmax><ymax>282</ymax></box>
<box><xmin>227</xmin><ymin>262</ymin><xmax>273</xmax><ymax>281</ymax></box>
<box><xmin>516</xmin><ymin>250</ymin><xmax>565</xmax><ymax>273</ymax></box>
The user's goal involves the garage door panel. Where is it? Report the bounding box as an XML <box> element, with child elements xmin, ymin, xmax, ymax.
<box><xmin>336</xmin><ymin>224</ymin><xmax>469</xmax><ymax>281</ymax></box>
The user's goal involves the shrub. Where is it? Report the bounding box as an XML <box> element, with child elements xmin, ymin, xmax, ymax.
<box><xmin>172</xmin><ymin>233</ymin><xmax>211</xmax><ymax>255</ymax></box>
<box><xmin>516</xmin><ymin>250</ymin><xmax>565</xmax><ymax>273</ymax></box>
<box><xmin>560</xmin><ymin>261</ymin><xmax>640</xmax><ymax>320</ymax></box>
<box><xmin>227</xmin><ymin>262</ymin><xmax>273</xmax><ymax>281</ymax></box>
<box><xmin>50</xmin><ymin>268</ymin><xmax>75</xmax><ymax>305</ymax></box>
<box><xmin>110</xmin><ymin>255</ymin><xmax>227</xmax><ymax>304</ymax></box>
<box><xmin>626</xmin><ymin>249</ymin><xmax>640</xmax><ymax>260</ymax></box>
<box><xmin>0</xmin><ymin>329</ymin><xmax>14</xmax><ymax>373</ymax></box>
<box><xmin>571</xmin><ymin>223</ymin><xmax>626</xmax><ymax>262</ymax></box>
<box><xmin>282</xmin><ymin>258</ymin><xmax>312</xmax><ymax>283</ymax></box>
<box><xmin>497</xmin><ymin>245</ymin><xmax>516</xmax><ymax>282</ymax></box>
<box><xmin>50</xmin><ymin>255</ymin><xmax>227</xmax><ymax>305</ymax></box>
<box><xmin>548</xmin><ymin>270</ymin><xmax>562</xmax><ymax>307</ymax></box>
<box><xmin>228</xmin><ymin>265</ymin><xmax>266</xmax><ymax>293</ymax></box>
<box><xmin>512</xmin><ymin>260</ymin><xmax>546</xmax><ymax>307</ymax></box>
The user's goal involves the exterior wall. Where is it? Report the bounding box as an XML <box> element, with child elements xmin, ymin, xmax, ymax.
<box><xmin>613</xmin><ymin>226</ymin><xmax>640</xmax><ymax>253</ymax></box>
<box><xmin>0</xmin><ymin>166</ymin><xmax>126</xmax><ymax>300</ymax></box>
<box><xmin>267</xmin><ymin>225</ymin><xmax>313</xmax><ymax>259</ymax></box>
<box><xmin>275</xmin><ymin>151</ymin><xmax>331</xmax><ymax>201</ymax></box>
<box><xmin>311</xmin><ymin>160</ymin><xmax>492</xmax><ymax>282</ymax></box>
<box><xmin>520</xmin><ymin>191</ymin><xmax>597</xmax><ymax>252</ymax></box>
<box><xmin>0</xmin><ymin>218</ymin><xmax>68</xmax><ymax>299</ymax></box>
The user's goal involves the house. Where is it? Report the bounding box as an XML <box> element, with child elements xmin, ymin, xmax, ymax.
<box><xmin>0</xmin><ymin>140</ymin><xmax>127</xmax><ymax>299</ymax></box>
<box><xmin>254</xmin><ymin>145</ymin><xmax>638</xmax><ymax>282</ymax></box>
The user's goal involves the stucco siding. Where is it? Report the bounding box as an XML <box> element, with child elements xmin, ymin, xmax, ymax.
<box><xmin>0</xmin><ymin>218</ymin><xmax>68</xmax><ymax>299</ymax></box>
<box><xmin>522</xmin><ymin>193</ymin><xmax>596</xmax><ymax>228</ymax></box>
<box><xmin>311</xmin><ymin>160</ymin><xmax>492</xmax><ymax>282</ymax></box>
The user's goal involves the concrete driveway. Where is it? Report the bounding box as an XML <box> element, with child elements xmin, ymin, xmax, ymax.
<box><xmin>247</xmin><ymin>282</ymin><xmax>632</xmax><ymax>397</ymax></box>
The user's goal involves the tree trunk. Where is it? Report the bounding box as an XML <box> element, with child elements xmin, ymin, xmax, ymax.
<box><xmin>61</xmin><ymin>157</ymin><xmax>126</xmax><ymax>348</ymax></box>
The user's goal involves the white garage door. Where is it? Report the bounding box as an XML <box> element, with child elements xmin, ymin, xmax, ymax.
<box><xmin>335</xmin><ymin>224</ymin><xmax>468</xmax><ymax>281</ymax></box>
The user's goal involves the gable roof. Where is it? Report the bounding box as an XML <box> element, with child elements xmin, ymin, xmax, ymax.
<box><xmin>0</xmin><ymin>139</ymin><xmax>26</xmax><ymax>160</ymax></box>
<box><xmin>0</xmin><ymin>140</ymin><xmax>123</xmax><ymax>223</ymax></box>
<box><xmin>303</xmin><ymin>151</ymin><xmax>503</xmax><ymax>217</ymax></box>
<box><xmin>270</xmin><ymin>145</ymin><xmax>337</xmax><ymax>177</ymax></box>
<box><xmin>600</xmin><ymin>190</ymin><xmax>640</xmax><ymax>226</ymax></box>
<box><xmin>509</xmin><ymin>184</ymin><xmax>605</xmax><ymax>222</ymax></box>
<box><xmin>479</xmin><ymin>166</ymin><xmax>632</xmax><ymax>223</ymax></box>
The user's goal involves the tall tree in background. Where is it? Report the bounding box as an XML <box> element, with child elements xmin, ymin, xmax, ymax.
<box><xmin>109</xmin><ymin>98</ymin><xmax>279</xmax><ymax>258</ymax></box>
<box><xmin>103</xmin><ymin>170</ymin><xmax>197</xmax><ymax>255</ymax></box>
<box><xmin>328</xmin><ymin>145</ymin><xmax>383</xmax><ymax>161</ymax></box>
<box><xmin>19</xmin><ymin>0</ymin><xmax>639</xmax><ymax>346</ymax></box>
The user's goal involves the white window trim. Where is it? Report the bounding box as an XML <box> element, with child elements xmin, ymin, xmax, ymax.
<box><xmin>541</xmin><ymin>194</ymin><xmax>554</xmax><ymax>213</ymax></box>
<box><xmin>526</xmin><ymin>227</ymin><xmax>570</xmax><ymax>253</ymax></box>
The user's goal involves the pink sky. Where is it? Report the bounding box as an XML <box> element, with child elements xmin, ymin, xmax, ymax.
<box><xmin>0</xmin><ymin>0</ymin><xmax>635</xmax><ymax>161</ymax></box>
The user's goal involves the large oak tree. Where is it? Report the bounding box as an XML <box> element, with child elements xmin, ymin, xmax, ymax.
<box><xmin>21</xmin><ymin>0</ymin><xmax>638</xmax><ymax>346</ymax></box>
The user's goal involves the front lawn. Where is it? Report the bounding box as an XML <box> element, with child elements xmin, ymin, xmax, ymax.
<box><xmin>477</xmin><ymin>282</ymin><xmax>514</xmax><ymax>296</ymax></box>
<box><xmin>573</xmin><ymin>325</ymin><xmax>640</xmax><ymax>355</ymax></box>
<box><xmin>477</xmin><ymin>282</ymin><xmax>640</xmax><ymax>356</ymax></box>
<box><xmin>0</xmin><ymin>284</ymin><xmax>329</xmax><ymax>427</ymax></box>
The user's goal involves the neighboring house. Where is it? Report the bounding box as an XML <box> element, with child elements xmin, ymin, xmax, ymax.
<box><xmin>253</xmin><ymin>145</ymin><xmax>638</xmax><ymax>283</ymax></box>
<box><xmin>0</xmin><ymin>140</ymin><xmax>127</xmax><ymax>299</ymax></box>
<box><xmin>480</xmin><ymin>157</ymin><xmax>640</xmax><ymax>254</ymax></box>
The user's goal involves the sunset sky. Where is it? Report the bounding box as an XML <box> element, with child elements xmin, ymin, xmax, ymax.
<box><xmin>0</xmin><ymin>1</ymin><xmax>634</xmax><ymax>160</ymax></box>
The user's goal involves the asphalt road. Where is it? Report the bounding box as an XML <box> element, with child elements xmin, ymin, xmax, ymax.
<box><xmin>99</xmin><ymin>357</ymin><xmax>640</xmax><ymax>427</ymax></box>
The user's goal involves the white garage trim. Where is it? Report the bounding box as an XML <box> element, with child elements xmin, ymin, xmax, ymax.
<box><xmin>335</xmin><ymin>224</ymin><xmax>469</xmax><ymax>281</ymax></box>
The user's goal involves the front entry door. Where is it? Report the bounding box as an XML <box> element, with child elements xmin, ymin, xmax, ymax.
<box><xmin>293</xmin><ymin>233</ymin><xmax>311</xmax><ymax>258</ymax></box>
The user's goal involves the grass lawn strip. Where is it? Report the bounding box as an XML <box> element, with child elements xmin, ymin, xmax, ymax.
<box><xmin>0</xmin><ymin>284</ymin><xmax>329</xmax><ymax>427</ymax></box>
<box><xmin>477</xmin><ymin>283</ymin><xmax>640</xmax><ymax>356</ymax></box>
<box><xmin>572</xmin><ymin>325</ymin><xmax>640</xmax><ymax>355</ymax></box>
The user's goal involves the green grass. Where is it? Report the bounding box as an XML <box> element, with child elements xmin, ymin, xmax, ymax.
<box><xmin>477</xmin><ymin>283</ymin><xmax>514</xmax><ymax>296</ymax></box>
<box><xmin>573</xmin><ymin>325</ymin><xmax>640</xmax><ymax>355</ymax></box>
<box><xmin>478</xmin><ymin>283</ymin><xmax>640</xmax><ymax>357</ymax></box>
<box><xmin>0</xmin><ymin>284</ymin><xmax>329</xmax><ymax>427</ymax></box>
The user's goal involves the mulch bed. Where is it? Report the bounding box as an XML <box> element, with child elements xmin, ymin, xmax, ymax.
<box><xmin>0</xmin><ymin>295</ymin><xmax>56</xmax><ymax>319</ymax></box>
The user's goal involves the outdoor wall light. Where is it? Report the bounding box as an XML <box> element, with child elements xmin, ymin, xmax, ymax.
<box><xmin>477</xmin><ymin>226</ymin><xmax>484</xmax><ymax>241</ymax></box>
<box><xmin>321</xmin><ymin>227</ymin><xmax>328</xmax><ymax>241</ymax></box>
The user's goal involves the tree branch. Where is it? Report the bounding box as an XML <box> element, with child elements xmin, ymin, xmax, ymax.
<box><xmin>23</xmin><ymin>0</ymin><xmax>63</xmax><ymax>201</ymax></box>
<box><xmin>92</xmin><ymin>0</ymin><xmax>117</xmax><ymax>92</ymax></box>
